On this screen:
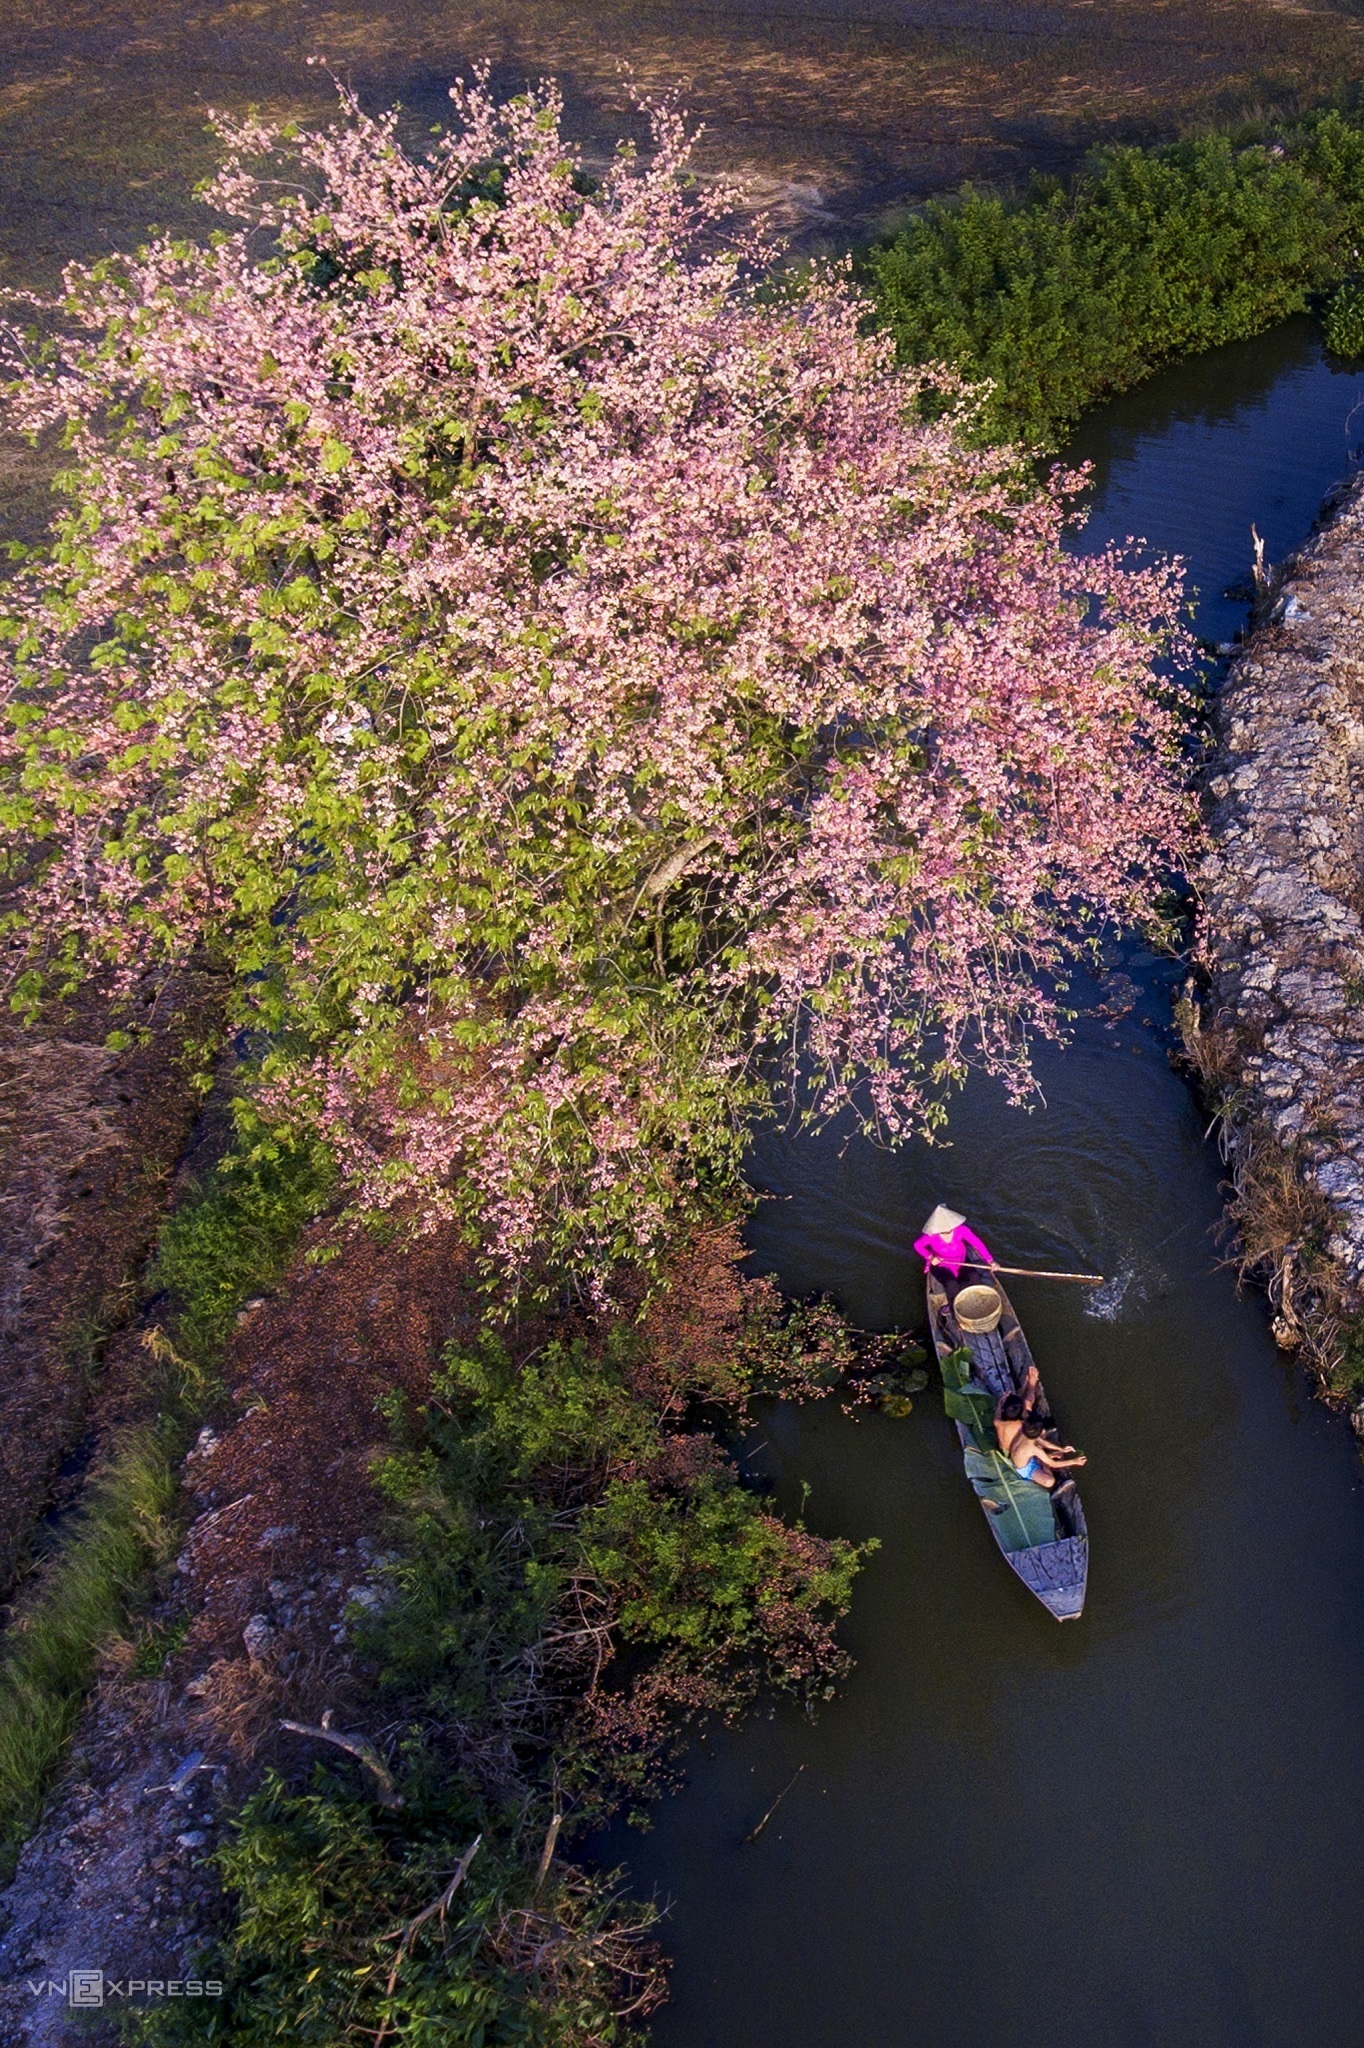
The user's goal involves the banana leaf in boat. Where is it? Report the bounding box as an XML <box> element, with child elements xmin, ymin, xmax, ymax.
<box><xmin>943</xmin><ymin>1381</ymin><xmax>996</xmax><ymax>1436</ymax></box>
<box><xmin>962</xmin><ymin>1446</ymin><xmax>1060</xmax><ymax>1552</ymax></box>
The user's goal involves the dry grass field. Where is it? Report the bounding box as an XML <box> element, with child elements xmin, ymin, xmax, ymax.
<box><xmin>2</xmin><ymin>0</ymin><xmax>1363</xmax><ymax>288</ymax></box>
<box><xmin>0</xmin><ymin>0</ymin><xmax>1358</xmax><ymax>537</ymax></box>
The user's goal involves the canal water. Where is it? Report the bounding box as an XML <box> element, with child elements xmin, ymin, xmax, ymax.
<box><xmin>595</xmin><ymin>319</ymin><xmax>1364</xmax><ymax>2048</ymax></box>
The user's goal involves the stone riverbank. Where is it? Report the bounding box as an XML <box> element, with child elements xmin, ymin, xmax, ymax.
<box><xmin>1193</xmin><ymin>468</ymin><xmax>1364</xmax><ymax>1383</ymax></box>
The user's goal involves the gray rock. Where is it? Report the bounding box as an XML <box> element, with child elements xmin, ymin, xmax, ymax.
<box><xmin>165</xmin><ymin>1751</ymin><xmax>204</xmax><ymax>1799</ymax></box>
<box><xmin>242</xmin><ymin>1615</ymin><xmax>274</xmax><ymax>1662</ymax></box>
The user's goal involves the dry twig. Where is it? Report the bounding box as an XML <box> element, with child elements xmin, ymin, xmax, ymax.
<box><xmin>374</xmin><ymin>1835</ymin><xmax>483</xmax><ymax>2046</ymax></box>
<box><xmin>744</xmin><ymin>1763</ymin><xmax>805</xmax><ymax>1844</ymax></box>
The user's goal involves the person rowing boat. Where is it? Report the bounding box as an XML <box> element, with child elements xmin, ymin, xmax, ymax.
<box><xmin>915</xmin><ymin>1207</ymin><xmax>1091</xmax><ymax>1497</ymax></box>
<box><xmin>913</xmin><ymin>1203</ymin><xmax>1106</xmax><ymax>1286</ymax></box>
<box><xmin>912</xmin><ymin>1204</ymin><xmax>993</xmax><ymax>1279</ymax></box>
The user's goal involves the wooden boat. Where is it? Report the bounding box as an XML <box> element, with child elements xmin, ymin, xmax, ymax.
<box><xmin>925</xmin><ymin>1264</ymin><xmax>1088</xmax><ymax>1621</ymax></box>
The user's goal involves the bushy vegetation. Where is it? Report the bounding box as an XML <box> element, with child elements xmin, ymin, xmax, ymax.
<box><xmin>1323</xmin><ymin>278</ymin><xmax>1364</xmax><ymax>357</ymax></box>
<box><xmin>145</xmin><ymin>1125</ymin><xmax>334</xmax><ymax>1365</ymax></box>
<box><xmin>0</xmin><ymin>1136</ymin><xmax>331</xmax><ymax>1870</ymax></box>
<box><xmin>0</xmin><ymin>75</ymin><xmax>1192</xmax><ymax>1290</ymax></box>
<box><xmin>127</xmin><ymin>1241</ymin><xmax>869</xmax><ymax>2045</ymax></box>
<box><xmin>867</xmin><ymin>111</ymin><xmax>1364</xmax><ymax>444</ymax></box>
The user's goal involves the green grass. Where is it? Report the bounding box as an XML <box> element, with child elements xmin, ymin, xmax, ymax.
<box><xmin>0</xmin><ymin>1132</ymin><xmax>334</xmax><ymax>1873</ymax></box>
<box><xmin>145</xmin><ymin>1129</ymin><xmax>334</xmax><ymax>1365</ymax></box>
<box><xmin>1323</xmin><ymin>279</ymin><xmax>1364</xmax><ymax>356</ymax></box>
<box><xmin>0</xmin><ymin>1429</ymin><xmax>178</xmax><ymax>1867</ymax></box>
<box><xmin>866</xmin><ymin>109</ymin><xmax>1364</xmax><ymax>446</ymax></box>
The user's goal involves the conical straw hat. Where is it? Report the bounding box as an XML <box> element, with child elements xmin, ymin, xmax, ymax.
<box><xmin>923</xmin><ymin>1204</ymin><xmax>965</xmax><ymax>1236</ymax></box>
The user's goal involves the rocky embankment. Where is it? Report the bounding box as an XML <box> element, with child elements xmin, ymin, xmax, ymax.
<box><xmin>1194</xmin><ymin>469</ymin><xmax>1364</xmax><ymax>1381</ymax></box>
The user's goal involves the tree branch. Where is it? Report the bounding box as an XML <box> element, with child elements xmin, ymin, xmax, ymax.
<box><xmin>375</xmin><ymin>1836</ymin><xmax>482</xmax><ymax>2047</ymax></box>
<box><xmin>279</xmin><ymin>1709</ymin><xmax>404</xmax><ymax>1809</ymax></box>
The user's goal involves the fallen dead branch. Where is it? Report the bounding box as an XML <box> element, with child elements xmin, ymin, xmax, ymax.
<box><xmin>279</xmin><ymin>1708</ymin><xmax>403</xmax><ymax>1808</ymax></box>
<box><xmin>744</xmin><ymin>1763</ymin><xmax>805</xmax><ymax>1844</ymax></box>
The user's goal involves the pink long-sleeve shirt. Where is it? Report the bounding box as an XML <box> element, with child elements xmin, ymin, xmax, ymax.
<box><xmin>912</xmin><ymin>1222</ymin><xmax>994</xmax><ymax>1278</ymax></box>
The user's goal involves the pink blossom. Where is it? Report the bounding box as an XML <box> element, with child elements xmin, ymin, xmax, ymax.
<box><xmin>0</xmin><ymin>73</ymin><xmax>1196</xmax><ymax>1283</ymax></box>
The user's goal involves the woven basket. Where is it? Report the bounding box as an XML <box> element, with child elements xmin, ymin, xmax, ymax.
<box><xmin>954</xmin><ymin>1284</ymin><xmax>1002</xmax><ymax>1334</ymax></box>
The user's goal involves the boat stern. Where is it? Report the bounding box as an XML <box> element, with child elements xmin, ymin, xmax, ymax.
<box><xmin>1010</xmin><ymin>1535</ymin><xmax>1088</xmax><ymax>1621</ymax></box>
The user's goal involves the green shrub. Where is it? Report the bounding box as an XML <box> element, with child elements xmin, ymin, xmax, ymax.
<box><xmin>146</xmin><ymin>1128</ymin><xmax>333</xmax><ymax>1364</ymax></box>
<box><xmin>126</xmin><ymin>1302</ymin><xmax>869</xmax><ymax>2043</ymax></box>
<box><xmin>1323</xmin><ymin>279</ymin><xmax>1364</xmax><ymax>354</ymax></box>
<box><xmin>127</xmin><ymin>1774</ymin><xmax>657</xmax><ymax>2047</ymax></box>
<box><xmin>371</xmin><ymin>1330</ymin><xmax>868</xmax><ymax>1799</ymax></box>
<box><xmin>867</xmin><ymin>112</ymin><xmax>1364</xmax><ymax>445</ymax></box>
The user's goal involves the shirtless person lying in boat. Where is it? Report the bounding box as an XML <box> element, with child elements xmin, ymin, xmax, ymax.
<box><xmin>995</xmin><ymin>1371</ymin><xmax>1087</xmax><ymax>1490</ymax></box>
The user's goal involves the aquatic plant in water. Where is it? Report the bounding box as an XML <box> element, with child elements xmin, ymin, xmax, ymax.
<box><xmin>0</xmin><ymin>73</ymin><xmax>1194</xmax><ymax>1288</ymax></box>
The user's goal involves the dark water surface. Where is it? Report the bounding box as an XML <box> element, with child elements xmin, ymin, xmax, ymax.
<box><xmin>596</xmin><ymin>323</ymin><xmax>1364</xmax><ymax>2047</ymax></box>
<box><xmin>1068</xmin><ymin>315</ymin><xmax>1364</xmax><ymax>647</ymax></box>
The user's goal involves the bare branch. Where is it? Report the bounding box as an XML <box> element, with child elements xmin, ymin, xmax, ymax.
<box><xmin>375</xmin><ymin>1835</ymin><xmax>482</xmax><ymax>2047</ymax></box>
<box><xmin>534</xmin><ymin>1809</ymin><xmax>563</xmax><ymax>1895</ymax></box>
<box><xmin>743</xmin><ymin>1763</ymin><xmax>804</xmax><ymax>1844</ymax></box>
<box><xmin>628</xmin><ymin>834</ymin><xmax>717</xmax><ymax>920</ymax></box>
<box><xmin>279</xmin><ymin>1709</ymin><xmax>404</xmax><ymax>1809</ymax></box>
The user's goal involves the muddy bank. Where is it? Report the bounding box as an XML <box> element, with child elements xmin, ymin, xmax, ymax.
<box><xmin>1191</xmin><ymin>470</ymin><xmax>1364</xmax><ymax>1381</ymax></box>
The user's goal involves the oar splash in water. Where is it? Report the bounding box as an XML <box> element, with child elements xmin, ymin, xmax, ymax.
<box><xmin>1084</xmin><ymin>1268</ymin><xmax>1139</xmax><ymax>1320</ymax></box>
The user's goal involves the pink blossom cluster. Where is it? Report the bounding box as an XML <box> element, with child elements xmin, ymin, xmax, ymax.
<box><xmin>0</xmin><ymin>73</ymin><xmax>1194</xmax><ymax>1282</ymax></box>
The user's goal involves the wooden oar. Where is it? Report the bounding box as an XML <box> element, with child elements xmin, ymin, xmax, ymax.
<box><xmin>960</xmin><ymin>1259</ymin><xmax>1105</xmax><ymax>1286</ymax></box>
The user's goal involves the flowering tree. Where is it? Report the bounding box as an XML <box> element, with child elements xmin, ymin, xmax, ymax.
<box><xmin>0</xmin><ymin>75</ymin><xmax>1193</xmax><ymax>1281</ymax></box>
